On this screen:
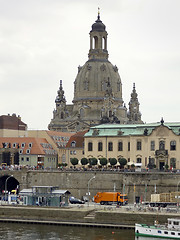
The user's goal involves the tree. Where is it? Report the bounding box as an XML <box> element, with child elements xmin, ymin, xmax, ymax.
<box><xmin>109</xmin><ymin>158</ymin><xmax>117</xmax><ymax>166</ymax></box>
<box><xmin>81</xmin><ymin>158</ymin><xmax>88</xmax><ymax>166</ymax></box>
<box><xmin>118</xmin><ymin>158</ymin><xmax>127</xmax><ymax>168</ymax></box>
<box><xmin>89</xmin><ymin>158</ymin><xmax>98</xmax><ymax>166</ymax></box>
<box><xmin>70</xmin><ymin>158</ymin><xmax>79</xmax><ymax>166</ymax></box>
<box><xmin>99</xmin><ymin>158</ymin><xmax>107</xmax><ymax>166</ymax></box>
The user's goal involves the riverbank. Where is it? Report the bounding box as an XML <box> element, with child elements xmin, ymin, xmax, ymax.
<box><xmin>0</xmin><ymin>205</ymin><xmax>179</xmax><ymax>228</ymax></box>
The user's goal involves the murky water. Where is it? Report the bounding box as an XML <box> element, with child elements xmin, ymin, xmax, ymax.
<box><xmin>0</xmin><ymin>223</ymin><xmax>135</xmax><ymax>240</ymax></box>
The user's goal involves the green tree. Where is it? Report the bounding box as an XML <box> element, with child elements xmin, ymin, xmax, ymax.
<box><xmin>109</xmin><ymin>158</ymin><xmax>117</xmax><ymax>166</ymax></box>
<box><xmin>70</xmin><ymin>158</ymin><xmax>79</xmax><ymax>166</ymax></box>
<box><xmin>118</xmin><ymin>158</ymin><xmax>127</xmax><ymax>168</ymax></box>
<box><xmin>89</xmin><ymin>158</ymin><xmax>98</xmax><ymax>166</ymax></box>
<box><xmin>81</xmin><ymin>158</ymin><xmax>88</xmax><ymax>166</ymax></box>
<box><xmin>99</xmin><ymin>158</ymin><xmax>107</xmax><ymax>166</ymax></box>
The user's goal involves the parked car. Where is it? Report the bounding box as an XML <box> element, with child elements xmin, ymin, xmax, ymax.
<box><xmin>69</xmin><ymin>196</ymin><xmax>85</xmax><ymax>204</ymax></box>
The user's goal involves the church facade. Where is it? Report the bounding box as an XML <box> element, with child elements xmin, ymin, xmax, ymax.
<box><xmin>48</xmin><ymin>13</ymin><xmax>143</xmax><ymax>132</ymax></box>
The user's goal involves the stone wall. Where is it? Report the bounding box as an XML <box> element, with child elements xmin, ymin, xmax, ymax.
<box><xmin>1</xmin><ymin>170</ymin><xmax>180</xmax><ymax>203</ymax></box>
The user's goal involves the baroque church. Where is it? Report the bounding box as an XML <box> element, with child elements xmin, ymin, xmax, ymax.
<box><xmin>48</xmin><ymin>12</ymin><xmax>143</xmax><ymax>132</ymax></box>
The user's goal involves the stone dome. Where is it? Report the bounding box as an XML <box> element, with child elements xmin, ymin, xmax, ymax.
<box><xmin>73</xmin><ymin>60</ymin><xmax>123</xmax><ymax>103</ymax></box>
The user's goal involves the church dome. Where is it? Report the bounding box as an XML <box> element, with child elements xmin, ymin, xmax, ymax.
<box><xmin>91</xmin><ymin>16</ymin><xmax>106</xmax><ymax>32</ymax></box>
<box><xmin>73</xmin><ymin>60</ymin><xmax>123</xmax><ymax>103</ymax></box>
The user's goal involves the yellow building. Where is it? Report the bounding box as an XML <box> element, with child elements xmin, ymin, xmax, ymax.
<box><xmin>84</xmin><ymin>119</ymin><xmax>180</xmax><ymax>170</ymax></box>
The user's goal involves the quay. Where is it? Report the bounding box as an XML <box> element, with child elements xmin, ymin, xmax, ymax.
<box><xmin>0</xmin><ymin>204</ymin><xmax>179</xmax><ymax>229</ymax></box>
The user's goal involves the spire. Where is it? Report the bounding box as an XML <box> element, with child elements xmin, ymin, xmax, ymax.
<box><xmin>98</xmin><ymin>7</ymin><xmax>100</xmax><ymax>20</ymax></box>
<box><xmin>55</xmin><ymin>80</ymin><xmax>66</xmax><ymax>104</ymax></box>
<box><xmin>127</xmin><ymin>83</ymin><xmax>143</xmax><ymax>124</ymax></box>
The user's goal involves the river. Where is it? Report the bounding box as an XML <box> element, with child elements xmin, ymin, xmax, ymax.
<box><xmin>0</xmin><ymin>223</ymin><xmax>135</xmax><ymax>239</ymax></box>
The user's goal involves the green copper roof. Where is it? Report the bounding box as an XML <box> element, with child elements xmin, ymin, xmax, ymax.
<box><xmin>85</xmin><ymin>122</ymin><xmax>180</xmax><ymax>137</ymax></box>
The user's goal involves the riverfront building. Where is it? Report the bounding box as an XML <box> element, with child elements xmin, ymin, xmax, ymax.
<box><xmin>48</xmin><ymin>13</ymin><xmax>143</xmax><ymax>132</ymax></box>
<box><xmin>84</xmin><ymin>119</ymin><xmax>180</xmax><ymax>170</ymax></box>
<box><xmin>0</xmin><ymin>137</ymin><xmax>57</xmax><ymax>169</ymax></box>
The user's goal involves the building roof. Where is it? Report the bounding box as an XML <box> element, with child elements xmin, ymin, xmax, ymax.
<box><xmin>0</xmin><ymin>137</ymin><xmax>57</xmax><ymax>155</ymax></box>
<box><xmin>85</xmin><ymin>122</ymin><xmax>180</xmax><ymax>137</ymax></box>
<box><xmin>66</xmin><ymin>130</ymin><xmax>88</xmax><ymax>148</ymax></box>
<box><xmin>0</xmin><ymin>114</ymin><xmax>27</xmax><ymax>130</ymax></box>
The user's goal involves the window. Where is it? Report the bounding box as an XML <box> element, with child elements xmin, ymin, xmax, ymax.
<box><xmin>128</xmin><ymin>142</ymin><xmax>130</xmax><ymax>151</ymax></box>
<box><xmin>164</xmin><ymin>231</ymin><xmax>168</xmax><ymax>234</ymax></box>
<box><xmin>19</xmin><ymin>149</ymin><xmax>23</xmax><ymax>154</ymax></box>
<box><xmin>73</xmin><ymin>150</ymin><xmax>76</xmax><ymax>155</ymax></box>
<box><xmin>108</xmin><ymin>142</ymin><xmax>113</xmax><ymax>151</ymax></box>
<box><xmin>170</xmin><ymin>158</ymin><xmax>176</xmax><ymax>168</ymax></box>
<box><xmin>26</xmin><ymin>149</ymin><xmax>30</xmax><ymax>154</ymax></box>
<box><xmin>137</xmin><ymin>158</ymin><xmax>142</xmax><ymax>163</ymax></box>
<box><xmin>71</xmin><ymin>141</ymin><xmax>76</xmax><ymax>147</ymax></box>
<box><xmin>88</xmin><ymin>142</ymin><xmax>93</xmax><ymax>151</ymax></box>
<box><xmin>170</xmin><ymin>141</ymin><xmax>176</xmax><ymax>151</ymax></box>
<box><xmin>21</xmin><ymin>157</ymin><xmax>24</xmax><ymax>161</ymax></box>
<box><xmin>159</xmin><ymin>140</ymin><xmax>165</xmax><ymax>150</ymax></box>
<box><xmin>171</xmin><ymin>232</ymin><xmax>175</xmax><ymax>235</ymax></box>
<box><xmin>158</xmin><ymin>230</ymin><xmax>162</xmax><ymax>233</ymax></box>
<box><xmin>98</xmin><ymin>142</ymin><xmax>103</xmax><ymax>151</ymax></box>
<box><xmin>13</xmin><ymin>143</ymin><xmax>16</xmax><ymax>148</ymax></box>
<box><xmin>118</xmin><ymin>142</ymin><xmax>123</xmax><ymax>151</ymax></box>
<box><xmin>26</xmin><ymin>157</ymin><xmax>29</xmax><ymax>162</ymax></box>
<box><xmin>137</xmin><ymin>141</ymin><xmax>142</xmax><ymax>150</ymax></box>
<box><xmin>150</xmin><ymin>141</ymin><xmax>155</xmax><ymax>151</ymax></box>
<box><xmin>70</xmin><ymin>151</ymin><xmax>73</xmax><ymax>155</ymax></box>
<box><xmin>29</xmin><ymin>143</ymin><xmax>32</xmax><ymax>148</ymax></box>
<box><xmin>21</xmin><ymin>143</ymin><xmax>25</xmax><ymax>148</ymax></box>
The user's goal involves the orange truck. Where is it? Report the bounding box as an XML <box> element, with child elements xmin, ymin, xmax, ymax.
<box><xmin>94</xmin><ymin>192</ymin><xmax>128</xmax><ymax>205</ymax></box>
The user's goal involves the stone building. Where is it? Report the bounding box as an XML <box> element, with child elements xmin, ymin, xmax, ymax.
<box><xmin>0</xmin><ymin>114</ymin><xmax>27</xmax><ymax>137</ymax></box>
<box><xmin>84</xmin><ymin>119</ymin><xmax>180</xmax><ymax>170</ymax></box>
<box><xmin>48</xmin><ymin>13</ymin><xmax>143</xmax><ymax>132</ymax></box>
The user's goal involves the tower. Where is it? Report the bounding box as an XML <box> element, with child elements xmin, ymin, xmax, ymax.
<box><xmin>127</xmin><ymin>83</ymin><xmax>143</xmax><ymax>124</ymax></box>
<box><xmin>48</xmin><ymin>12</ymin><xmax>143</xmax><ymax>132</ymax></box>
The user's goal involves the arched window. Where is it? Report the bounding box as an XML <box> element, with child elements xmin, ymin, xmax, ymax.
<box><xmin>108</xmin><ymin>142</ymin><xmax>113</xmax><ymax>151</ymax></box>
<box><xmin>170</xmin><ymin>158</ymin><xmax>176</xmax><ymax>168</ymax></box>
<box><xmin>71</xmin><ymin>141</ymin><xmax>76</xmax><ymax>147</ymax></box>
<box><xmin>170</xmin><ymin>141</ymin><xmax>176</xmax><ymax>151</ymax></box>
<box><xmin>93</xmin><ymin>36</ymin><xmax>98</xmax><ymax>49</ymax></box>
<box><xmin>61</xmin><ymin>112</ymin><xmax>64</xmax><ymax>119</ymax></box>
<box><xmin>98</xmin><ymin>142</ymin><xmax>103</xmax><ymax>151</ymax></box>
<box><xmin>118</xmin><ymin>142</ymin><xmax>123</xmax><ymax>151</ymax></box>
<box><xmin>88</xmin><ymin>142</ymin><xmax>93</xmax><ymax>151</ymax></box>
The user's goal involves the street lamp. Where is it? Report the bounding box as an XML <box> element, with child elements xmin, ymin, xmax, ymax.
<box><xmin>87</xmin><ymin>176</ymin><xmax>95</xmax><ymax>206</ymax></box>
<box><xmin>5</xmin><ymin>175</ymin><xmax>13</xmax><ymax>204</ymax></box>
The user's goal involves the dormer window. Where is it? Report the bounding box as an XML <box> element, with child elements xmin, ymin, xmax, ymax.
<box><xmin>19</xmin><ymin>149</ymin><xmax>23</xmax><ymax>154</ymax></box>
<box><xmin>26</xmin><ymin>149</ymin><xmax>30</xmax><ymax>154</ymax></box>
<box><xmin>29</xmin><ymin>143</ymin><xmax>32</xmax><ymax>148</ymax></box>
<box><xmin>21</xmin><ymin>143</ymin><xmax>25</xmax><ymax>148</ymax></box>
<box><xmin>71</xmin><ymin>141</ymin><xmax>76</xmax><ymax>147</ymax></box>
<box><xmin>13</xmin><ymin>143</ymin><xmax>16</xmax><ymax>148</ymax></box>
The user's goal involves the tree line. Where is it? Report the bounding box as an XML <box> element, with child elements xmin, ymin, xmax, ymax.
<box><xmin>69</xmin><ymin>157</ymin><xmax>128</xmax><ymax>168</ymax></box>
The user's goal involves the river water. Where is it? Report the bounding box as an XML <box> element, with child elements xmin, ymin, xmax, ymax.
<box><xmin>0</xmin><ymin>223</ymin><xmax>135</xmax><ymax>240</ymax></box>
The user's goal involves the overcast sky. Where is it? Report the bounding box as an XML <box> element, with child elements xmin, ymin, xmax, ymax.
<box><xmin>0</xmin><ymin>0</ymin><xmax>180</xmax><ymax>130</ymax></box>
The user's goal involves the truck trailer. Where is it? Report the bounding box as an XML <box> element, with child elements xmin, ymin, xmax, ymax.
<box><xmin>94</xmin><ymin>192</ymin><xmax>128</xmax><ymax>205</ymax></box>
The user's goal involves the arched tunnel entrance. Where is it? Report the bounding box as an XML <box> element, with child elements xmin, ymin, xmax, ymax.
<box><xmin>0</xmin><ymin>175</ymin><xmax>19</xmax><ymax>194</ymax></box>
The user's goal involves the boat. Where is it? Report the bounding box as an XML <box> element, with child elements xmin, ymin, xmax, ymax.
<box><xmin>135</xmin><ymin>218</ymin><xmax>180</xmax><ymax>239</ymax></box>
